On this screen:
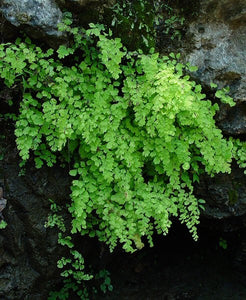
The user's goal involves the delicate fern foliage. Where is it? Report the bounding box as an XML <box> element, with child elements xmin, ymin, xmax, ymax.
<box><xmin>0</xmin><ymin>17</ymin><xmax>238</xmax><ymax>253</ymax></box>
<box><xmin>232</xmin><ymin>138</ymin><xmax>246</xmax><ymax>172</ymax></box>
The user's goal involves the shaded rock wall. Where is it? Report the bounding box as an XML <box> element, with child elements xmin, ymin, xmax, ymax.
<box><xmin>0</xmin><ymin>0</ymin><xmax>246</xmax><ymax>298</ymax></box>
<box><xmin>0</xmin><ymin>128</ymin><xmax>70</xmax><ymax>299</ymax></box>
<box><xmin>182</xmin><ymin>0</ymin><xmax>246</xmax><ymax>271</ymax></box>
<box><xmin>180</xmin><ymin>0</ymin><xmax>246</xmax><ymax>222</ymax></box>
<box><xmin>0</xmin><ymin>0</ymin><xmax>114</xmax><ymax>45</ymax></box>
<box><xmin>0</xmin><ymin>0</ymin><xmax>63</xmax><ymax>46</ymax></box>
<box><xmin>185</xmin><ymin>0</ymin><xmax>246</xmax><ymax>136</ymax></box>
<box><xmin>155</xmin><ymin>0</ymin><xmax>246</xmax><ymax>231</ymax></box>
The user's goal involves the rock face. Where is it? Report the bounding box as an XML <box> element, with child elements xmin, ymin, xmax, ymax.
<box><xmin>179</xmin><ymin>0</ymin><xmax>246</xmax><ymax>271</ymax></box>
<box><xmin>197</xmin><ymin>168</ymin><xmax>246</xmax><ymax>220</ymax></box>
<box><xmin>0</xmin><ymin>0</ymin><xmax>63</xmax><ymax>45</ymax></box>
<box><xmin>195</xmin><ymin>165</ymin><xmax>246</xmax><ymax>233</ymax></box>
<box><xmin>0</xmin><ymin>0</ymin><xmax>114</xmax><ymax>45</ymax></box>
<box><xmin>0</xmin><ymin>130</ymin><xmax>70</xmax><ymax>299</ymax></box>
<box><xmin>185</xmin><ymin>0</ymin><xmax>246</xmax><ymax>137</ymax></box>
<box><xmin>178</xmin><ymin>0</ymin><xmax>246</xmax><ymax>221</ymax></box>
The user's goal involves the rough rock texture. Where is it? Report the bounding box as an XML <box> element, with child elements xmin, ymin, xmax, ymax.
<box><xmin>177</xmin><ymin>0</ymin><xmax>246</xmax><ymax>270</ymax></box>
<box><xmin>174</xmin><ymin>0</ymin><xmax>246</xmax><ymax>224</ymax></box>
<box><xmin>196</xmin><ymin>165</ymin><xmax>246</xmax><ymax>220</ymax></box>
<box><xmin>185</xmin><ymin>0</ymin><xmax>246</xmax><ymax>137</ymax></box>
<box><xmin>0</xmin><ymin>0</ymin><xmax>115</xmax><ymax>45</ymax></box>
<box><xmin>0</xmin><ymin>0</ymin><xmax>64</xmax><ymax>46</ymax></box>
<box><xmin>0</xmin><ymin>128</ymin><xmax>70</xmax><ymax>299</ymax></box>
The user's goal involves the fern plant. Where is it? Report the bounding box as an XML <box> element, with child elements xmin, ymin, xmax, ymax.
<box><xmin>0</xmin><ymin>15</ymin><xmax>238</xmax><ymax>256</ymax></box>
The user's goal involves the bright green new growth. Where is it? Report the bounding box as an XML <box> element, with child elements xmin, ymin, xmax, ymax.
<box><xmin>232</xmin><ymin>138</ymin><xmax>246</xmax><ymax>172</ymax></box>
<box><xmin>0</xmin><ymin>18</ymin><xmax>236</xmax><ymax>252</ymax></box>
<box><xmin>0</xmin><ymin>220</ymin><xmax>7</xmax><ymax>229</ymax></box>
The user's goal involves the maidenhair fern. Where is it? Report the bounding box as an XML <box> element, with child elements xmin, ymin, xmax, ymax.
<box><xmin>0</xmin><ymin>16</ymin><xmax>239</xmax><ymax>256</ymax></box>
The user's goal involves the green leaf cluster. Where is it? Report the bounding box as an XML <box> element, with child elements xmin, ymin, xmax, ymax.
<box><xmin>210</xmin><ymin>82</ymin><xmax>235</xmax><ymax>107</ymax></box>
<box><xmin>0</xmin><ymin>220</ymin><xmax>7</xmax><ymax>229</ymax></box>
<box><xmin>0</xmin><ymin>17</ymin><xmax>240</xmax><ymax>255</ymax></box>
<box><xmin>95</xmin><ymin>269</ymin><xmax>113</xmax><ymax>294</ymax></box>
<box><xmin>231</xmin><ymin>138</ymin><xmax>246</xmax><ymax>172</ymax></box>
<box><xmin>46</xmin><ymin>199</ymin><xmax>112</xmax><ymax>299</ymax></box>
<box><xmin>45</xmin><ymin>200</ymin><xmax>93</xmax><ymax>299</ymax></box>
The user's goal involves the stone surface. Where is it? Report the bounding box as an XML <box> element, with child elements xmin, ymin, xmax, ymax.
<box><xmin>217</xmin><ymin>103</ymin><xmax>246</xmax><ymax>136</ymax></box>
<box><xmin>175</xmin><ymin>1</ymin><xmax>246</xmax><ymax>237</ymax></box>
<box><xmin>0</xmin><ymin>128</ymin><xmax>70</xmax><ymax>299</ymax></box>
<box><xmin>156</xmin><ymin>0</ymin><xmax>246</xmax><ymax>226</ymax></box>
<box><xmin>0</xmin><ymin>187</ymin><xmax>7</xmax><ymax>219</ymax></box>
<box><xmin>0</xmin><ymin>0</ymin><xmax>115</xmax><ymax>45</ymax></box>
<box><xmin>154</xmin><ymin>1</ymin><xmax>246</xmax><ymax>270</ymax></box>
<box><xmin>0</xmin><ymin>0</ymin><xmax>63</xmax><ymax>45</ymax></box>
<box><xmin>196</xmin><ymin>165</ymin><xmax>246</xmax><ymax>221</ymax></box>
<box><xmin>184</xmin><ymin>0</ymin><xmax>246</xmax><ymax>137</ymax></box>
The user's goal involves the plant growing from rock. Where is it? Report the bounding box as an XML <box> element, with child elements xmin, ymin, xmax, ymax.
<box><xmin>45</xmin><ymin>199</ymin><xmax>112</xmax><ymax>299</ymax></box>
<box><xmin>108</xmin><ymin>0</ymin><xmax>186</xmax><ymax>50</ymax></box>
<box><xmin>0</xmin><ymin>12</ymin><xmax>244</xmax><ymax>296</ymax></box>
